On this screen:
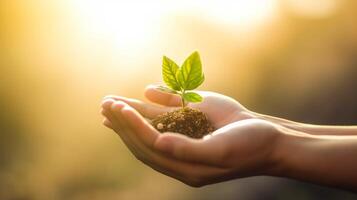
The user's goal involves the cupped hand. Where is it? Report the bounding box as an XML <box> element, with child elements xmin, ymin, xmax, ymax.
<box><xmin>100</xmin><ymin>85</ymin><xmax>281</xmax><ymax>187</ymax></box>
<box><xmin>104</xmin><ymin>85</ymin><xmax>255</xmax><ymax>129</ymax></box>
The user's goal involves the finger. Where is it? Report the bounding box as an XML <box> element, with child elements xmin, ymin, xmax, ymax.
<box><xmin>104</xmin><ymin>95</ymin><xmax>174</xmax><ymax>119</ymax></box>
<box><xmin>101</xmin><ymin>99</ymin><xmax>121</xmax><ymax>131</ymax></box>
<box><xmin>102</xmin><ymin>118</ymin><xmax>113</xmax><ymax>129</ymax></box>
<box><xmin>109</xmin><ymin>101</ymin><xmax>222</xmax><ymax>181</ymax></box>
<box><xmin>144</xmin><ymin>85</ymin><xmax>182</xmax><ymax>106</ymax></box>
<box><xmin>103</xmin><ymin>99</ymin><xmax>179</xmax><ymax>178</ymax></box>
<box><xmin>110</xmin><ymin>101</ymin><xmax>163</xmax><ymax>164</ymax></box>
<box><xmin>147</xmin><ymin>152</ymin><xmax>229</xmax><ymax>187</ymax></box>
<box><xmin>107</xmin><ymin>101</ymin><xmax>146</xmax><ymax>158</ymax></box>
<box><xmin>154</xmin><ymin>133</ymin><xmax>227</xmax><ymax>167</ymax></box>
<box><xmin>101</xmin><ymin>110</ymin><xmax>117</xmax><ymax>130</ymax></box>
<box><xmin>114</xmin><ymin>104</ymin><xmax>229</xmax><ymax>184</ymax></box>
<box><xmin>116</xmin><ymin>101</ymin><xmax>160</xmax><ymax>149</ymax></box>
<box><xmin>109</xmin><ymin>101</ymin><xmax>233</xmax><ymax>185</ymax></box>
<box><xmin>101</xmin><ymin>98</ymin><xmax>115</xmax><ymax>110</ymax></box>
<box><xmin>110</xmin><ymin>101</ymin><xmax>132</xmax><ymax>130</ymax></box>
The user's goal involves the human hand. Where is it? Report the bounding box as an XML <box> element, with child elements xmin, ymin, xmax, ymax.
<box><xmin>104</xmin><ymin>85</ymin><xmax>255</xmax><ymax>129</ymax></box>
<box><xmin>100</xmin><ymin>85</ymin><xmax>282</xmax><ymax>187</ymax></box>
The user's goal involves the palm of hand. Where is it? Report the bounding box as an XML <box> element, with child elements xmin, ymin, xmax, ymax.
<box><xmin>187</xmin><ymin>91</ymin><xmax>254</xmax><ymax>129</ymax></box>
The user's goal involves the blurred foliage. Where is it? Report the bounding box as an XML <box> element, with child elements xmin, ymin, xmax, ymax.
<box><xmin>1</xmin><ymin>0</ymin><xmax>357</xmax><ymax>199</ymax></box>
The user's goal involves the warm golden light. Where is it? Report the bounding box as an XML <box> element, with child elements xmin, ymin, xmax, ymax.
<box><xmin>187</xmin><ymin>0</ymin><xmax>277</xmax><ymax>26</ymax></box>
<box><xmin>4</xmin><ymin>0</ymin><xmax>356</xmax><ymax>199</ymax></box>
<box><xmin>287</xmin><ymin>0</ymin><xmax>340</xmax><ymax>18</ymax></box>
<box><xmin>71</xmin><ymin>0</ymin><xmax>276</xmax><ymax>56</ymax></box>
<box><xmin>72</xmin><ymin>1</ymin><xmax>162</xmax><ymax>56</ymax></box>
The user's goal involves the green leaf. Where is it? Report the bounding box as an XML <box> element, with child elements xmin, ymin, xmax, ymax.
<box><xmin>162</xmin><ymin>56</ymin><xmax>181</xmax><ymax>90</ymax></box>
<box><xmin>176</xmin><ymin>51</ymin><xmax>204</xmax><ymax>90</ymax></box>
<box><xmin>155</xmin><ymin>85</ymin><xmax>178</xmax><ymax>94</ymax></box>
<box><xmin>183</xmin><ymin>92</ymin><xmax>203</xmax><ymax>103</ymax></box>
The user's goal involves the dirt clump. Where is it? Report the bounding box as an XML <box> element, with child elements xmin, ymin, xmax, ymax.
<box><xmin>151</xmin><ymin>107</ymin><xmax>215</xmax><ymax>139</ymax></box>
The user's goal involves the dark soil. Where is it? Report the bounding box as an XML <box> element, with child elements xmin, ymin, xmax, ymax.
<box><xmin>151</xmin><ymin>107</ymin><xmax>215</xmax><ymax>139</ymax></box>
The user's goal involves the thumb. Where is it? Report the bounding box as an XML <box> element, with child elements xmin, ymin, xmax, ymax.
<box><xmin>144</xmin><ymin>84</ymin><xmax>181</xmax><ymax>107</ymax></box>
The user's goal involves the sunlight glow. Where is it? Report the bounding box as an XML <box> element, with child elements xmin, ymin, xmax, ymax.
<box><xmin>287</xmin><ymin>0</ymin><xmax>340</xmax><ymax>18</ymax></box>
<box><xmin>72</xmin><ymin>0</ymin><xmax>276</xmax><ymax>56</ymax></box>
<box><xmin>189</xmin><ymin>0</ymin><xmax>277</xmax><ymax>26</ymax></box>
<box><xmin>72</xmin><ymin>1</ymin><xmax>162</xmax><ymax>56</ymax></box>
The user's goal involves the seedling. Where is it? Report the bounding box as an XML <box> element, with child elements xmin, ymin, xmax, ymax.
<box><xmin>152</xmin><ymin>51</ymin><xmax>214</xmax><ymax>138</ymax></box>
<box><xmin>156</xmin><ymin>51</ymin><xmax>205</xmax><ymax>108</ymax></box>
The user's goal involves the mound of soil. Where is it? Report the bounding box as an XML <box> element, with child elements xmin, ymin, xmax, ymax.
<box><xmin>151</xmin><ymin>107</ymin><xmax>215</xmax><ymax>139</ymax></box>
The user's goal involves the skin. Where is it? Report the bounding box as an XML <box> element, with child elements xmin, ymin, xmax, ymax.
<box><xmin>100</xmin><ymin>85</ymin><xmax>357</xmax><ymax>191</ymax></box>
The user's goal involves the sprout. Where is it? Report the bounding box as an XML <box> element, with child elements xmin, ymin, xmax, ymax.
<box><xmin>156</xmin><ymin>51</ymin><xmax>205</xmax><ymax>108</ymax></box>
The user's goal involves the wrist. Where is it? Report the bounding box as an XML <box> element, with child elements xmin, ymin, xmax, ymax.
<box><xmin>266</xmin><ymin>126</ymin><xmax>312</xmax><ymax>177</ymax></box>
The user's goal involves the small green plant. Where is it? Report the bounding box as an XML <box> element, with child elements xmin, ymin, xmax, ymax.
<box><xmin>157</xmin><ymin>51</ymin><xmax>205</xmax><ymax>108</ymax></box>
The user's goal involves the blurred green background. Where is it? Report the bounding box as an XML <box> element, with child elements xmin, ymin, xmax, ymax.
<box><xmin>1</xmin><ymin>0</ymin><xmax>357</xmax><ymax>199</ymax></box>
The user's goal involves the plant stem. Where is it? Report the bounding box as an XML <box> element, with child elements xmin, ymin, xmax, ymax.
<box><xmin>181</xmin><ymin>90</ymin><xmax>186</xmax><ymax>108</ymax></box>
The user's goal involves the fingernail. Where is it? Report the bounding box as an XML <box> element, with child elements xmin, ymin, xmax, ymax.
<box><xmin>111</xmin><ymin>101</ymin><xmax>125</xmax><ymax>112</ymax></box>
<box><xmin>102</xmin><ymin>99</ymin><xmax>115</xmax><ymax>109</ymax></box>
<box><xmin>146</xmin><ymin>84</ymin><xmax>160</xmax><ymax>90</ymax></box>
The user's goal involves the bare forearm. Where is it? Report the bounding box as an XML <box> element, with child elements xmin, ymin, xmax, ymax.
<box><xmin>272</xmin><ymin>129</ymin><xmax>357</xmax><ymax>191</ymax></box>
<box><xmin>255</xmin><ymin>112</ymin><xmax>357</xmax><ymax>136</ymax></box>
